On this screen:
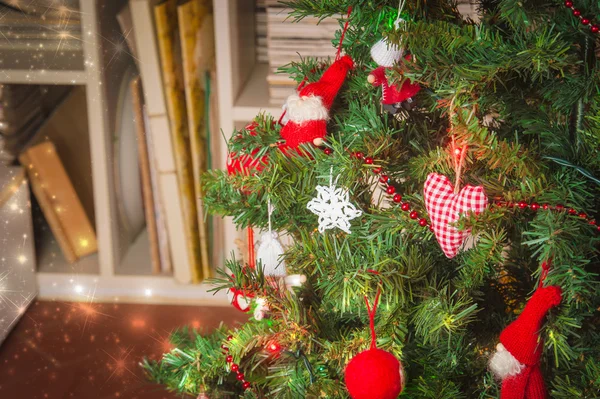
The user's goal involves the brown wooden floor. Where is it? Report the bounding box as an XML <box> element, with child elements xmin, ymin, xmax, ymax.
<box><xmin>0</xmin><ymin>301</ymin><xmax>246</xmax><ymax>399</ymax></box>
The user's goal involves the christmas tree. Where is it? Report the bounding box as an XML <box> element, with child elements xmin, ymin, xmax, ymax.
<box><xmin>144</xmin><ymin>1</ymin><xmax>600</xmax><ymax>398</ymax></box>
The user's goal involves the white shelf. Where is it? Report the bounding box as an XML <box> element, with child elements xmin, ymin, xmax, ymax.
<box><xmin>233</xmin><ymin>63</ymin><xmax>283</xmax><ymax>121</ymax></box>
<box><xmin>37</xmin><ymin>273</ymin><xmax>229</xmax><ymax>305</ymax></box>
<box><xmin>117</xmin><ymin>229</ymin><xmax>170</xmax><ymax>276</ymax></box>
<box><xmin>36</xmin><ymin>229</ymin><xmax>100</xmax><ymax>275</ymax></box>
<box><xmin>0</xmin><ymin>69</ymin><xmax>88</xmax><ymax>85</ymax></box>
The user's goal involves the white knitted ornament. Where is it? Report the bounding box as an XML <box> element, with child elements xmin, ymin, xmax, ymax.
<box><xmin>256</xmin><ymin>231</ymin><xmax>286</xmax><ymax>276</ymax></box>
<box><xmin>253</xmin><ymin>297</ymin><xmax>270</xmax><ymax>320</ymax></box>
<box><xmin>370</xmin><ymin>38</ymin><xmax>403</xmax><ymax>67</ymax></box>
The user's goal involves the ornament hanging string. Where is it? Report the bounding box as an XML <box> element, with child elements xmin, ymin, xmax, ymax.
<box><xmin>247</xmin><ymin>226</ymin><xmax>255</xmax><ymax>269</ymax></box>
<box><xmin>395</xmin><ymin>0</ymin><xmax>407</xmax><ymax>29</ymax></box>
<box><xmin>335</xmin><ymin>6</ymin><xmax>353</xmax><ymax>61</ymax></box>
<box><xmin>539</xmin><ymin>259</ymin><xmax>552</xmax><ymax>288</ymax></box>
<box><xmin>448</xmin><ymin>99</ymin><xmax>476</xmax><ymax>193</ymax></box>
<box><xmin>364</xmin><ymin>287</ymin><xmax>382</xmax><ymax>350</ymax></box>
<box><xmin>267</xmin><ymin>197</ymin><xmax>274</xmax><ymax>234</ymax></box>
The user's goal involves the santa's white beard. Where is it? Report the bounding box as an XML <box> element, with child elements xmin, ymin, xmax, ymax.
<box><xmin>283</xmin><ymin>94</ymin><xmax>328</xmax><ymax>124</ymax></box>
<box><xmin>489</xmin><ymin>343</ymin><xmax>526</xmax><ymax>380</ymax></box>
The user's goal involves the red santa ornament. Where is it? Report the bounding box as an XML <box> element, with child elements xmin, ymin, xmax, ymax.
<box><xmin>227</xmin><ymin>286</ymin><xmax>254</xmax><ymax>313</ymax></box>
<box><xmin>227</xmin><ymin>122</ymin><xmax>268</xmax><ymax>176</ymax></box>
<box><xmin>488</xmin><ymin>285</ymin><xmax>562</xmax><ymax>399</ymax></box>
<box><xmin>279</xmin><ymin>55</ymin><xmax>354</xmax><ymax>150</ymax></box>
<box><xmin>368</xmin><ymin>31</ymin><xmax>420</xmax><ymax>114</ymax></box>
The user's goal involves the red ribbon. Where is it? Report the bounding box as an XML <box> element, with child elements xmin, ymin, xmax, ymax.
<box><xmin>538</xmin><ymin>259</ymin><xmax>552</xmax><ymax>288</ymax></box>
<box><xmin>336</xmin><ymin>6</ymin><xmax>353</xmax><ymax>61</ymax></box>
<box><xmin>364</xmin><ymin>287</ymin><xmax>382</xmax><ymax>350</ymax></box>
<box><xmin>247</xmin><ymin>226</ymin><xmax>255</xmax><ymax>269</ymax></box>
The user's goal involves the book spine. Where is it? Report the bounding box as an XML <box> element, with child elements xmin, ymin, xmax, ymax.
<box><xmin>177</xmin><ymin>0</ymin><xmax>212</xmax><ymax>280</ymax></box>
<box><xmin>131</xmin><ymin>77</ymin><xmax>162</xmax><ymax>275</ymax></box>
<box><xmin>129</xmin><ymin>0</ymin><xmax>176</xmax><ymax>172</ymax></box>
<box><xmin>26</xmin><ymin>142</ymin><xmax>98</xmax><ymax>260</ymax></box>
<box><xmin>154</xmin><ymin>0</ymin><xmax>203</xmax><ymax>283</ymax></box>
<box><xmin>20</xmin><ymin>147</ymin><xmax>77</xmax><ymax>263</ymax></box>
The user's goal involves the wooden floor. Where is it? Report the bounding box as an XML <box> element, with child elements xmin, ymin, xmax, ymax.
<box><xmin>0</xmin><ymin>301</ymin><xmax>246</xmax><ymax>399</ymax></box>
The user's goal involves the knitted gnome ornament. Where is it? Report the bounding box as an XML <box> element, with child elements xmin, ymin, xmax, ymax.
<box><xmin>227</xmin><ymin>286</ymin><xmax>255</xmax><ymax>313</ymax></box>
<box><xmin>255</xmin><ymin>199</ymin><xmax>287</xmax><ymax>277</ymax></box>
<box><xmin>344</xmin><ymin>291</ymin><xmax>404</xmax><ymax>399</ymax></box>
<box><xmin>368</xmin><ymin>38</ymin><xmax>420</xmax><ymax>114</ymax></box>
<box><xmin>488</xmin><ymin>285</ymin><xmax>562</xmax><ymax>399</ymax></box>
<box><xmin>255</xmin><ymin>232</ymin><xmax>286</xmax><ymax>276</ymax></box>
<box><xmin>423</xmin><ymin>173</ymin><xmax>488</xmax><ymax>258</ymax></box>
<box><xmin>227</xmin><ymin>122</ymin><xmax>268</xmax><ymax>176</ymax></box>
<box><xmin>279</xmin><ymin>55</ymin><xmax>354</xmax><ymax>150</ymax></box>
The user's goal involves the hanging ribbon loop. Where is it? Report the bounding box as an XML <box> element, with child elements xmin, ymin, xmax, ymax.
<box><xmin>335</xmin><ymin>6</ymin><xmax>353</xmax><ymax>61</ymax></box>
<box><xmin>364</xmin><ymin>287</ymin><xmax>382</xmax><ymax>350</ymax></box>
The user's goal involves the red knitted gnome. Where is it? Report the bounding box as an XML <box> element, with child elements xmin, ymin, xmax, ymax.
<box><xmin>227</xmin><ymin>121</ymin><xmax>268</xmax><ymax>176</ymax></box>
<box><xmin>488</xmin><ymin>285</ymin><xmax>562</xmax><ymax>399</ymax></box>
<box><xmin>368</xmin><ymin>38</ymin><xmax>420</xmax><ymax>114</ymax></box>
<box><xmin>280</xmin><ymin>55</ymin><xmax>353</xmax><ymax>150</ymax></box>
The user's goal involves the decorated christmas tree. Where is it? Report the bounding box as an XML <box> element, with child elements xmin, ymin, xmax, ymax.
<box><xmin>144</xmin><ymin>0</ymin><xmax>600</xmax><ymax>398</ymax></box>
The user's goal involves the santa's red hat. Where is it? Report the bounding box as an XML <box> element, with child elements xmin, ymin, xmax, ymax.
<box><xmin>280</xmin><ymin>56</ymin><xmax>353</xmax><ymax>149</ymax></box>
<box><xmin>500</xmin><ymin>286</ymin><xmax>562</xmax><ymax>366</ymax></box>
<box><xmin>298</xmin><ymin>55</ymin><xmax>354</xmax><ymax>109</ymax></box>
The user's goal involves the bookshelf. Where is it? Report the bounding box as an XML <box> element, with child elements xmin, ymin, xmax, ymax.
<box><xmin>213</xmin><ymin>0</ymin><xmax>283</xmax><ymax>260</ymax></box>
<box><xmin>0</xmin><ymin>0</ymin><xmax>226</xmax><ymax>305</ymax></box>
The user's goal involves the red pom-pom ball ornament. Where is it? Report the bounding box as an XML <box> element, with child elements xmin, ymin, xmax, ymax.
<box><xmin>344</xmin><ymin>290</ymin><xmax>404</xmax><ymax>399</ymax></box>
<box><xmin>345</xmin><ymin>348</ymin><xmax>403</xmax><ymax>399</ymax></box>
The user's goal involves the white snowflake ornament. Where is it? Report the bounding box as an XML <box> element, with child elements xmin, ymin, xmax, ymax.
<box><xmin>307</xmin><ymin>171</ymin><xmax>362</xmax><ymax>234</ymax></box>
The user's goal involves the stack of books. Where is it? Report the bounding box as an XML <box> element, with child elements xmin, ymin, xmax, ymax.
<box><xmin>0</xmin><ymin>84</ymin><xmax>70</xmax><ymax>162</ymax></box>
<box><xmin>0</xmin><ymin>85</ymin><xmax>44</xmax><ymax>163</ymax></box>
<box><xmin>126</xmin><ymin>0</ymin><xmax>216</xmax><ymax>283</ymax></box>
<box><xmin>256</xmin><ymin>0</ymin><xmax>268</xmax><ymax>63</ymax></box>
<box><xmin>265</xmin><ymin>1</ymin><xmax>338</xmax><ymax>104</ymax></box>
<box><xmin>0</xmin><ymin>2</ymin><xmax>83</xmax><ymax>70</ymax></box>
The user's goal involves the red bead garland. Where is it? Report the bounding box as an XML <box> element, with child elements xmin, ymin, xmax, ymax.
<box><xmin>349</xmin><ymin>150</ymin><xmax>430</xmax><ymax>229</ymax></box>
<box><xmin>328</xmin><ymin>147</ymin><xmax>599</xmax><ymax>234</ymax></box>
<box><xmin>493</xmin><ymin>200</ymin><xmax>600</xmax><ymax>231</ymax></box>
<box><xmin>222</xmin><ymin>335</ymin><xmax>253</xmax><ymax>391</ymax></box>
<box><xmin>563</xmin><ymin>0</ymin><xmax>600</xmax><ymax>33</ymax></box>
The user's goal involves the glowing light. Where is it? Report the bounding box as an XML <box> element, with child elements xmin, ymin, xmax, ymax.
<box><xmin>59</xmin><ymin>31</ymin><xmax>69</xmax><ymax>39</ymax></box>
<box><xmin>9</xmin><ymin>202</ymin><xmax>18</xmax><ymax>211</ymax></box>
<box><xmin>267</xmin><ymin>342</ymin><xmax>281</xmax><ymax>353</ymax></box>
<box><xmin>131</xmin><ymin>319</ymin><xmax>146</xmax><ymax>328</ymax></box>
<box><xmin>74</xmin><ymin>285</ymin><xmax>84</xmax><ymax>294</ymax></box>
<box><xmin>17</xmin><ymin>255</ymin><xmax>27</xmax><ymax>264</ymax></box>
<box><xmin>144</xmin><ymin>289</ymin><xmax>153</xmax><ymax>297</ymax></box>
<box><xmin>79</xmin><ymin>238</ymin><xmax>89</xmax><ymax>248</ymax></box>
<box><xmin>454</xmin><ymin>148</ymin><xmax>461</xmax><ymax>156</ymax></box>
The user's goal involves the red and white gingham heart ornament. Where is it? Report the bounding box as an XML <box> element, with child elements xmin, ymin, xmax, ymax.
<box><xmin>423</xmin><ymin>173</ymin><xmax>488</xmax><ymax>258</ymax></box>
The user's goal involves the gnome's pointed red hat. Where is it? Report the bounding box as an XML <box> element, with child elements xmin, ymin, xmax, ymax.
<box><xmin>500</xmin><ymin>286</ymin><xmax>562</xmax><ymax>366</ymax></box>
<box><xmin>298</xmin><ymin>55</ymin><xmax>354</xmax><ymax>110</ymax></box>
